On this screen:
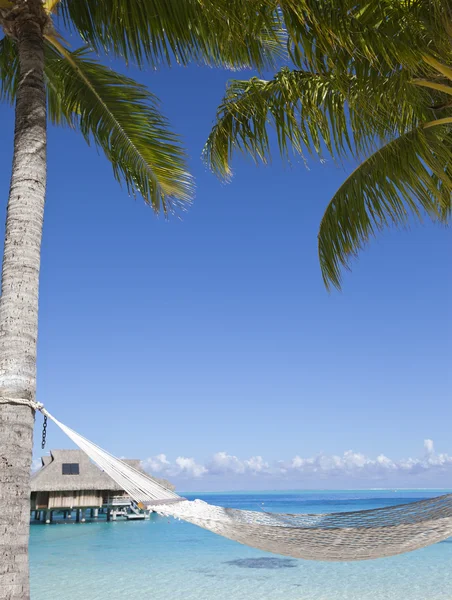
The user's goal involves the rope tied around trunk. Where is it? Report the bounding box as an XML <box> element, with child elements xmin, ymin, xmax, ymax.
<box><xmin>0</xmin><ymin>396</ymin><xmax>46</xmax><ymax>413</ymax></box>
<box><xmin>0</xmin><ymin>396</ymin><xmax>48</xmax><ymax>447</ymax></box>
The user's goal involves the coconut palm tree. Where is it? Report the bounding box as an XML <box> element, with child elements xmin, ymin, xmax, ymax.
<box><xmin>0</xmin><ymin>1</ymin><xmax>283</xmax><ymax>597</ymax></box>
<box><xmin>204</xmin><ymin>0</ymin><xmax>452</xmax><ymax>289</ymax></box>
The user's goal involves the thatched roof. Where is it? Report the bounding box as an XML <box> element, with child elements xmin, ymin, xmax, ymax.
<box><xmin>31</xmin><ymin>449</ymin><xmax>175</xmax><ymax>493</ymax></box>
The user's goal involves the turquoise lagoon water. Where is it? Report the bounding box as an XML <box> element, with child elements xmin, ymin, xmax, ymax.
<box><xmin>30</xmin><ymin>490</ymin><xmax>452</xmax><ymax>600</ymax></box>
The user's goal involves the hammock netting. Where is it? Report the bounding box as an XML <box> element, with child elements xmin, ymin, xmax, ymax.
<box><xmin>46</xmin><ymin>412</ymin><xmax>452</xmax><ymax>562</ymax></box>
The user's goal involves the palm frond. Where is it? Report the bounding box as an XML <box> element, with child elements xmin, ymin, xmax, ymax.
<box><xmin>0</xmin><ymin>36</ymin><xmax>19</xmax><ymax>102</ymax></box>
<box><xmin>412</xmin><ymin>79</ymin><xmax>452</xmax><ymax>96</ymax></box>
<box><xmin>318</xmin><ymin>124</ymin><xmax>452</xmax><ymax>290</ymax></box>
<box><xmin>44</xmin><ymin>40</ymin><xmax>193</xmax><ymax>213</ymax></box>
<box><xmin>56</xmin><ymin>0</ymin><xmax>284</xmax><ymax>69</ymax></box>
<box><xmin>423</xmin><ymin>54</ymin><xmax>452</xmax><ymax>81</ymax></box>
<box><xmin>44</xmin><ymin>0</ymin><xmax>61</xmax><ymax>14</ymax></box>
<box><xmin>280</xmin><ymin>0</ymin><xmax>452</xmax><ymax>73</ymax></box>
<box><xmin>204</xmin><ymin>66</ymin><xmax>430</xmax><ymax>180</ymax></box>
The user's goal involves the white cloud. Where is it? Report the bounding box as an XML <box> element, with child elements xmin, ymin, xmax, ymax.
<box><xmin>206</xmin><ymin>452</ymin><xmax>270</xmax><ymax>476</ymax></box>
<box><xmin>208</xmin><ymin>452</ymin><xmax>246</xmax><ymax>475</ymax></box>
<box><xmin>142</xmin><ymin>453</ymin><xmax>170</xmax><ymax>474</ymax></box>
<box><xmin>424</xmin><ymin>439</ymin><xmax>435</xmax><ymax>455</ymax></box>
<box><xmin>244</xmin><ymin>455</ymin><xmax>269</xmax><ymax>474</ymax></box>
<box><xmin>141</xmin><ymin>440</ymin><xmax>452</xmax><ymax>483</ymax></box>
<box><xmin>174</xmin><ymin>457</ymin><xmax>207</xmax><ymax>478</ymax></box>
<box><xmin>142</xmin><ymin>454</ymin><xmax>206</xmax><ymax>478</ymax></box>
<box><xmin>281</xmin><ymin>441</ymin><xmax>452</xmax><ymax>479</ymax></box>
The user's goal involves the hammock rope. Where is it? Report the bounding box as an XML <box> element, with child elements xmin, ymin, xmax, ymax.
<box><xmin>15</xmin><ymin>401</ymin><xmax>452</xmax><ymax>561</ymax></box>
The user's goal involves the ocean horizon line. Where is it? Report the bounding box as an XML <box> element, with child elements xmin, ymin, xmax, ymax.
<box><xmin>178</xmin><ymin>487</ymin><xmax>452</xmax><ymax>495</ymax></box>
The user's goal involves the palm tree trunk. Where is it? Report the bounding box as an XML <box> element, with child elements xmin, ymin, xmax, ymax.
<box><xmin>0</xmin><ymin>10</ymin><xmax>47</xmax><ymax>600</ymax></box>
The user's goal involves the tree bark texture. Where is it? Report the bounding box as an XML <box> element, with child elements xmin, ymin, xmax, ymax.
<box><xmin>0</xmin><ymin>10</ymin><xmax>47</xmax><ymax>600</ymax></box>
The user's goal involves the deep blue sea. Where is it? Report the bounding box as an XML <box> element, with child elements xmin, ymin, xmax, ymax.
<box><xmin>30</xmin><ymin>490</ymin><xmax>452</xmax><ymax>600</ymax></box>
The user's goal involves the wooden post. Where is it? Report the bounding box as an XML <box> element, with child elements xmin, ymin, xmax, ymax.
<box><xmin>76</xmin><ymin>509</ymin><xmax>81</xmax><ymax>523</ymax></box>
<box><xmin>106</xmin><ymin>509</ymin><xmax>111</xmax><ymax>522</ymax></box>
<box><xmin>45</xmin><ymin>511</ymin><xmax>50</xmax><ymax>524</ymax></box>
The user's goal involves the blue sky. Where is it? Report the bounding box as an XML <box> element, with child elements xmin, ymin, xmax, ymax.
<box><xmin>0</xmin><ymin>55</ymin><xmax>450</xmax><ymax>491</ymax></box>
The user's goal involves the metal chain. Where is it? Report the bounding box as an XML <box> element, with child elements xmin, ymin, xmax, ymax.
<box><xmin>41</xmin><ymin>415</ymin><xmax>47</xmax><ymax>449</ymax></box>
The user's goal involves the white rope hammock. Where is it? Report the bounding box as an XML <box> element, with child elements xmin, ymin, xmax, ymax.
<box><xmin>29</xmin><ymin>404</ymin><xmax>452</xmax><ymax>561</ymax></box>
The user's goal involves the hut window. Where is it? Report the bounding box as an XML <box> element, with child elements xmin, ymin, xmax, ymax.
<box><xmin>62</xmin><ymin>463</ymin><xmax>80</xmax><ymax>475</ymax></box>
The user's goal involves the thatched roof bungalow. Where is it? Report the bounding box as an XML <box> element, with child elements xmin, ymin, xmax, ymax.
<box><xmin>31</xmin><ymin>449</ymin><xmax>174</xmax><ymax>512</ymax></box>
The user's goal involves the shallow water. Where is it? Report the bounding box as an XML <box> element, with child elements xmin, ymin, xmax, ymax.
<box><xmin>30</xmin><ymin>490</ymin><xmax>452</xmax><ymax>600</ymax></box>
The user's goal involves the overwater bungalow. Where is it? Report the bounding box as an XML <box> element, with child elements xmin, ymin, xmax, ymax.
<box><xmin>31</xmin><ymin>449</ymin><xmax>174</xmax><ymax>523</ymax></box>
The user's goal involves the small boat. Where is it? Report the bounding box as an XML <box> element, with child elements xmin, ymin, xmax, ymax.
<box><xmin>126</xmin><ymin>513</ymin><xmax>148</xmax><ymax>521</ymax></box>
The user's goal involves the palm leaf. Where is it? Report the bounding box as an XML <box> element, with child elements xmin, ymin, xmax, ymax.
<box><xmin>412</xmin><ymin>79</ymin><xmax>452</xmax><ymax>96</ymax></box>
<box><xmin>423</xmin><ymin>55</ymin><xmax>452</xmax><ymax>82</ymax></box>
<box><xmin>280</xmin><ymin>0</ymin><xmax>450</xmax><ymax>73</ymax></box>
<box><xmin>0</xmin><ymin>36</ymin><xmax>19</xmax><ymax>102</ymax></box>
<box><xmin>318</xmin><ymin>124</ymin><xmax>452</xmax><ymax>290</ymax></box>
<box><xmin>44</xmin><ymin>0</ymin><xmax>60</xmax><ymax>13</ymax></box>
<box><xmin>205</xmin><ymin>68</ymin><xmax>353</xmax><ymax>181</ymax></box>
<box><xmin>56</xmin><ymin>0</ymin><xmax>284</xmax><ymax>69</ymax></box>
<box><xmin>204</xmin><ymin>66</ymin><xmax>430</xmax><ymax>180</ymax></box>
<box><xmin>44</xmin><ymin>40</ymin><xmax>192</xmax><ymax>213</ymax></box>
